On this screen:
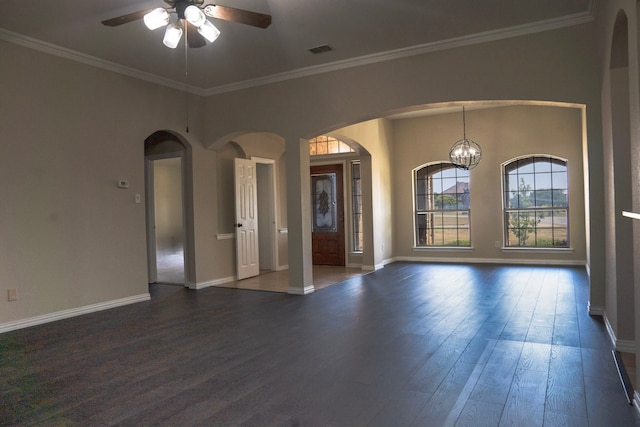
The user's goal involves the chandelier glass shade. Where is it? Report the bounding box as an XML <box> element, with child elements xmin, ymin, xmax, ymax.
<box><xmin>144</xmin><ymin>5</ymin><xmax>220</xmax><ymax>49</ymax></box>
<box><xmin>449</xmin><ymin>107</ymin><xmax>482</xmax><ymax>170</ymax></box>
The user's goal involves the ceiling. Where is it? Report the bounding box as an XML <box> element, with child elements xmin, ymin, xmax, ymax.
<box><xmin>0</xmin><ymin>0</ymin><xmax>594</xmax><ymax>94</ymax></box>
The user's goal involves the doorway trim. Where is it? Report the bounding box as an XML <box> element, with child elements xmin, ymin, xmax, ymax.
<box><xmin>252</xmin><ymin>156</ymin><xmax>279</xmax><ymax>272</ymax></box>
<box><xmin>144</xmin><ymin>130</ymin><xmax>195</xmax><ymax>288</ymax></box>
<box><xmin>145</xmin><ymin>153</ymin><xmax>187</xmax><ymax>284</ymax></box>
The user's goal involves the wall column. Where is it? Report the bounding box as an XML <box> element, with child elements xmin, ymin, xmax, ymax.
<box><xmin>285</xmin><ymin>136</ymin><xmax>314</xmax><ymax>294</ymax></box>
<box><xmin>360</xmin><ymin>154</ymin><xmax>376</xmax><ymax>270</ymax></box>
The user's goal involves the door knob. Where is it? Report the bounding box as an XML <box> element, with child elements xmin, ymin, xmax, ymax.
<box><xmin>234</xmin><ymin>223</ymin><xmax>243</xmax><ymax>228</ymax></box>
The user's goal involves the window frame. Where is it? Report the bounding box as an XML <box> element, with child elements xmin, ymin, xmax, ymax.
<box><xmin>309</xmin><ymin>135</ymin><xmax>354</xmax><ymax>156</ymax></box>
<box><xmin>501</xmin><ymin>154</ymin><xmax>570</xmax><ymax>249</ymax></box>
<box><xmin>350</xmin><ymin>161</ymin><xmax>363</xmax><ymax>253</ymax></box>
<box><xmin>413</xmin><ymin>162</ymin><xmax>472</xmax><ymax>248</ymax></box>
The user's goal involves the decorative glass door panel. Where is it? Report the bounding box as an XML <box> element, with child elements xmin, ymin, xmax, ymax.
<box><xmin>312</xmin><ymin>173</ymin><xmax>337</xmax><ymax>233</ymax></box>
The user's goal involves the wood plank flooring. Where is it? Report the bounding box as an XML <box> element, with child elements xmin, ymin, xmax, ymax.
<box><xmin>1</xmin><ymin>262</ymin><xmax>640</xmax><ymax>426</ymax></box>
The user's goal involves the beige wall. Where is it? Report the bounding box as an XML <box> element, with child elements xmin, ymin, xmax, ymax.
<box><xmin>0</xmin><ymin>40</ymin><xmax>201</xmax><ymax>325</ymax></box>
<box><xmin>332</xmin><ymin>119</ymin><xmax>395</xmax><ymax>268</ymax></box>
<box><xmin>392</xmin><ymin>105</ymin><xmax>586</xmax><ymax>264</ymax></box>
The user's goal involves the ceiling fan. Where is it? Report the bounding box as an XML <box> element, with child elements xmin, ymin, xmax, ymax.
<box><xmin>102</xmin><ymin>0</ymin><xmax>271</xmax><ymax>48</ymax></box>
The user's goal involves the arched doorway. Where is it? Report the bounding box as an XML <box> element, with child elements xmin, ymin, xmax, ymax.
<box><xmin>604</xmin><ymin>10</ymin><xmax>636</xmax><ymax>399</ymax></box>
<box><xmin>144</xmin><ymin>130</ymin><xmax>195</xmax><ymax>287</ymax></box>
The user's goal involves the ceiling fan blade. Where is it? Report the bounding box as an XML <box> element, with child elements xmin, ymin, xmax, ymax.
<box><xmin>101</xmin><ymin>9</ymin><xmax>153</xmax><ymax>27</ymax></box>
<box><xmin>186</xmin><ymin>22</ymin><xmax>207</xmax><ymax>48</ymax></box>
<box><xmin>203</xmin><ymin>4</ymin><xmax>271</xmax><ymax>29</ymax></box>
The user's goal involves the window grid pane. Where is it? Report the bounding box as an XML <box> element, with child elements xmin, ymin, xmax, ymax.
<box><xmin>351</xmin><ymin>162</ymin><xmax>363</xmax><ymax>252</ymax></box>
<box><xmin>309</xmin><ymin>135</ymin><xmax>355</xmax><ymax>156</ymax></box>
<box><xmin>414</xmin><ymin>163</ymin><xmax>471</xmax><ymax>247</ymax></box>
<box><xmin>503</xmin><ymin>156</ymin><xmax>569</xmax><ymax>248</ymax></box>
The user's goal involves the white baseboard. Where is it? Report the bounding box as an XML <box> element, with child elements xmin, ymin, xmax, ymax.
<box><xmin>395</xmin><ymin>255</ymin><xmax>585</xmax><ymax>266</ymax></box>
<box><xmin>0</xmin><ymin>293</ymin><xmax>151</xmax><ymax>334</ymax></box>
<box><xmin>588</xmin><ymin>302</ymin><xmax>604</xmax><ymax>316</ymax></box>
<box><xmin>287</xmin><ymin>285</ymin><xmax>315</xmax><ymax>295</ymax></box>
<box><xmin>604</xmin><ymin>313</ymin><xmax>617</xmax><ymax>348</ymax></box>
<box><xmin>193</xmin><ymin>276</ymin><xmax>236</xmax><ymax>289</ymax></box>
<box><xmin>617</xmin><ymin>339</ymin><xmax>637</xmax><ymax>354</ymax></box>
<box><xmin>603</xmin><ymin>312</ymin><xmax>637</xmax><ymax>352</ymax></box>
<box><xmin>276</xmin><ymin>264</ymin><xmax>289</xmax><ymax>271</ymax></box>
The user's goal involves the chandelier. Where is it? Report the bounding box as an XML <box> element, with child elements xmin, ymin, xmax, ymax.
<box><xmin>449</xmin><ymin>106</ymin><xmax>482</xmax><ymax>170</ymax></box>
<box><xmin>144</xmin><ymin>1</ymin><xmax>221</xmax><ymax>48</ymax></box>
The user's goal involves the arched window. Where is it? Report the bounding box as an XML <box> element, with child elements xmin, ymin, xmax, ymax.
<box><xmin>414</xmin><ymin>163</ymin><xmax>470</xmax><ymax>247</ymax></box>
<box><xmin>503</xmin><ymin>156</ymin><xmax>568</xmax><ymax>247</ymax></box>
<box><xmin>309</xmin><ymin>135</ymin><xmax>354</xmax><ymax>156</ymax></box>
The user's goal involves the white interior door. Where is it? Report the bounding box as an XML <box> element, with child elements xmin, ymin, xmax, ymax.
<box><xmin>235</xmin><ymin>158</ymin><xmax>260</xmax><ymax>280</ymax></box>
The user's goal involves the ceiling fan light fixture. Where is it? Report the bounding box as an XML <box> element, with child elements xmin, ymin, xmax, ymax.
<box><xmin>184</xmin><ymin>5</ymin><xmax>207</xmax><ymax>27</ymax></box>
<box><xmin>198</xmin><ymin>20</ymin><xmax>220</xmax><ymax>43</ymax></box>
<box><xmin>163</xmin><ymin>23</ymin><xmax>183</xmax><ymax>48</ymax></box>
<box><xmin>143</xmin><ymin>8</ymin><xmax>170</xmax><ymax>30</ymax></box>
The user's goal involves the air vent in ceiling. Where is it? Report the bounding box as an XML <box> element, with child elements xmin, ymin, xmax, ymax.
<box><xmin>308</xmin><ymin>44</ymin><xmax>333</xmax><ymax>54</ymax></box>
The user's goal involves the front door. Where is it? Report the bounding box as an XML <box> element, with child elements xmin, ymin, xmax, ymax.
<box><xmin>311</xmin><ymin>164</ymin><xmax>345</xmax><ymax>266</ymax></box>
<box><xmin>235</xmin><ymin>158</ymin><xmax>260</xmax><ymax>279</ymax></box>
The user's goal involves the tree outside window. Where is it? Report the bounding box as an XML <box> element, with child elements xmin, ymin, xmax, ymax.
<box><xmin>504</xmin><ymin>156</ymin><xmax>568</xmax><ymax>247</ymax></box>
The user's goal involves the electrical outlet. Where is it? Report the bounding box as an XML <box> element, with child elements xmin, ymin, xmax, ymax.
<box><xmin>7</xmin><ymin>288</ymin><xmax>18</xmax><ymax>302</ymax></box>
<box><xmin>495</xmin><ymin>241</ymin><xmax>501</xmax><ymax>248</ymax></box>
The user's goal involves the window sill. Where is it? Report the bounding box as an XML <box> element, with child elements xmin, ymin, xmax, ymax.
<box><xmin>501</xmin><ymin>246</ymin><xmax>574</xmax><ymax>253</ymax></box>
<box><xmin>413</xmin><ymin>246</ymin><xmax>474</xmax><ymax>251</ymax></box>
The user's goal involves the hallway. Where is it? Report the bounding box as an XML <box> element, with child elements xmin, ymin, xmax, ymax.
<box><xmin>1</xmin><ymin>263</ymin><xmax>639</xmax><ymax>425</ymax></box>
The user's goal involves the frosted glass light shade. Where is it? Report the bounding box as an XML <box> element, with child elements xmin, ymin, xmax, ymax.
<box><xmin>163</xmin><ymin>23</ymin><xmax>183</xmax><ymax>48</ymax></box>
<box><xmin>143</xmin><ymin>8</ymin><xmax>169</xmax><ymax>30</ymax></box>
<box><xmin>198</xmin><ymin>20</ymin><xmax>220</xmax><ymax>43</ymax></box>
<box><xmin>184</xmin><ymin>5</ymin><xmax>206</xmax><ymax>27</ymax></box>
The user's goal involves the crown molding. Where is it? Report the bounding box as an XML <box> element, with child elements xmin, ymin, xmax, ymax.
<box><xmin>0</xmin><ymin>28</ymin><xmax>205</xmax><ymax>96</ymax></box>
<box><xmin>1</xmin><ymin>8</ymin><xmax>595</xmax><ymax>98</ymax></box>
<box><xmin>204</xmin><ymin>10</ymin><xmax>595</xmax><ymax>96</ymax></box>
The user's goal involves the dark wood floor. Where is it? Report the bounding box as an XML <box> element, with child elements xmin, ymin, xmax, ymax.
<box><xmin>2</xmin><ymin>263</ymin><xmax>639</xmax><ymax>426</ymax></box>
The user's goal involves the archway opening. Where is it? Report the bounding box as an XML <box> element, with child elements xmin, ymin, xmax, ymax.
<box><xmin>144</xmin><ymin>130</ymin><xmax>194</xmax><ymax>287</ymax></box>
<box><xmin>606</xmin><ymin>9</ymin><xmax>636</xmax><ymax>398</ymax></box>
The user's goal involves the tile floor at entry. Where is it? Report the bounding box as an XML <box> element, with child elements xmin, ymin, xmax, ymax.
<box><xmin>156</xmin><ymin>249</ymin><xmax>367</xmax><ymax>292</ymax></box>
<box><xmin>216</xmin><ymin>265</ymin><xmax>370</xmax><ymax>292</ymax></box>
